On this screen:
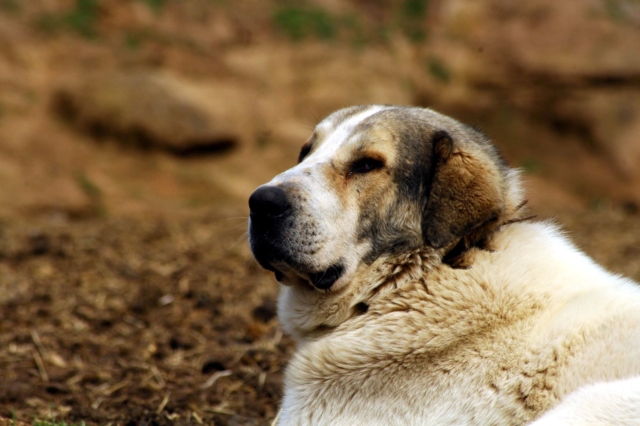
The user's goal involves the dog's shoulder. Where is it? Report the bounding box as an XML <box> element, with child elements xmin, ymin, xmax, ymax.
<box><xmin>481</xmin><ymin>220</ymin><xmax>640</xmax><ymax>300</ymax></box>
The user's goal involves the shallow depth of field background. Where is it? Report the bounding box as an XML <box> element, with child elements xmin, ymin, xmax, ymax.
<box><xmin>1</xmin><ymin>1</ymin><xmax>640</xmax><ymax>425</ymax></box>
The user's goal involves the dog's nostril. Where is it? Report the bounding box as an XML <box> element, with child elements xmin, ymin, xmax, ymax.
<box><xmin>249</xmin><ymin>186</ymin><xmax>292</xmax><ymax>218</ymax></box>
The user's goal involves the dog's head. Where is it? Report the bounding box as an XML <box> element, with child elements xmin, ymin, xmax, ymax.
<box><xmin>249</xmin><ymin>106</ymin><xmax>523</xmax><ymax>295</ymax></box>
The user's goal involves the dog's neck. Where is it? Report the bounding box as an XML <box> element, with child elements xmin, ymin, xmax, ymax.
<box><xmin>277</xmin><ymin>200</ymin><xmax>531</xmax><ymax>342</ymax></box>
<box><xmin>277</xmin><ymin>247</ymin><xmax>443</xmax><ymax>341</ymax></box>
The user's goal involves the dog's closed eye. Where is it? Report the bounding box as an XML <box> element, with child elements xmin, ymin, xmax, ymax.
<box><xmin>298</xmin><ymin>143</ymin><xmax>312</xmax><ymax>163</ymax></box>
<box><xmin>348</xmin><ymin>157</ymin><xmax>384</xmax><ymax>177</ymax></box>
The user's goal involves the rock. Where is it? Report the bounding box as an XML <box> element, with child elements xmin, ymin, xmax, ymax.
<box><xmin>53</xmin><ymin>72</ymin><xmax>260</xmax><ymax>155</ymax></box>
<box><xmin>524</xmin><ymin>175</ymin><xmax>585</xmax><ymax>213</ymax></box>
<box><xmin>435</xmin><ymin>0</ymin><xmax>640</xmax><ymax>81</ymax></box>
<box><xmin>418</xmin><ymin>0</ymin><xmax>640</xmax><ymax>205</ymax></box>
<box><xmin>615</xmin><ymin>119</ymin><xmax>640</xmax><ymax>179</ymax></box>
<box><xmin>550</xmin><ymin>89</ymin><xmax>640</xmax><ymax>178</ymax></box>
<box><xmin>223</xmin><ymin>42</ymin><xmax>414</xmax><ymax>124</ymax></box>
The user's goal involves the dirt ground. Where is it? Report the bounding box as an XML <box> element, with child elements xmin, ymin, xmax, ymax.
<box><xmin>0</xmin><ymin>207</ymin><xmax>289</xmax><ymax>426</ymax></box>
<box><xmin>1</xmin><ymin>204</ymin><xmax>640</xmax><ymax>426</ymax></box>
<box><xmin>2</xmin><ymin>1</ymin><xmax>640</xmax><ymax>425</ymax></box>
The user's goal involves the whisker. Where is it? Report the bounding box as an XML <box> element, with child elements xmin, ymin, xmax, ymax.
<box><xmin>228</xmin><ymin>231</ymin><xmax>249</xmax><ymax>250</ymax></box>
<box><xmin>230</xmin><ymin>221</ymin><xmax>249</xmax><ymax>231</ymax></box>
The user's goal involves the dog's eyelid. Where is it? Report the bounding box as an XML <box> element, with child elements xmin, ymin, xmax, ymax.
<box><xmin>298</xmin><ymin>143</ymin><xmax>313</xmax><ymax>163</ymax></box>
<box><xmin>348</xmin><ymin>156</ymin><xmax>385</xmax><ymax>176</ymax></box>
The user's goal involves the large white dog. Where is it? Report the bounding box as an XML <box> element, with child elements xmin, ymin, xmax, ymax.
<box><xmin>248</xmin><ymin>105</ymin><xmax>640</xmax><ymax>425</ymax></box>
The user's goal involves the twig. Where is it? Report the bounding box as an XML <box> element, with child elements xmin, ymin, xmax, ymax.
<box><xmin>501</xmin><ymin>214</ymin><xmax>537</xmax><ymax>227</ymax></box>
<box><xmin>32</xmin><ymin>350</ymin><xmax>49</xmax><ymax>383</ymax></box>
<box><xmin>150</xmin><ymin>364</ymin><xmax>166</xmax><ymax>388</ymax></box>
<box><xmin>156</xmin><ymin>393</ymin><xmax>170</xmax><ymax>414</ymax></box>
<box><xmin>200</xmin><ymin>370</ymin><xmax>232</xmax><ymax>389</ymax></box>
<box><xmin>203</xmin><ymin>406</ymin><xmax>236</xmax><ymax>415</ymax></box>
<box><xmin>271</xmin><ymin>329</ymin><xmax>283</xmax><ymax>348</ymax></box>
<box><xmin>104</xmin><ymin>380</ymin><xmax>130</xmax><ymax>396</ymax></box>
<box><xmin>30</xmin><ymin>328</ymin><xmax>49</xmax><ymax>360</ymax></box>
<box><xmin>258</xmin><ymin>371</ymin><xmax>267</xmax><ymax>393</ymax></box>
<box><xmin>91</xmin><ymin>398</ymin><xmax>103</xmax><ymax>410</ymax></box>
<box><xmin>271</xmin><ymin>408</ymin><xmax>282</xmax><ymax>426</ymax></box>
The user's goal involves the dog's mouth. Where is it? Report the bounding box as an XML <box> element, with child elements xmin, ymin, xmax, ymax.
<box><xmin>308</xmin><ymin>264</ymin><xmax>344</xmax><ymax>290</ymax></box>
<box><xmin>249</xmin><ymin>220</ymin><xmax>345</xmax><ymax>290</ymax></box>
<box><xmin>271</xmin><ymin>262</ymin><xmax>345</xmax><ymax>290</ymax></box>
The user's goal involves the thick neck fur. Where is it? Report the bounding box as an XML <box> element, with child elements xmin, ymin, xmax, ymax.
<box><xmin>277</xmin><ymin>247</ymin><xmax>443</xmax><ymax>341</ymax></box>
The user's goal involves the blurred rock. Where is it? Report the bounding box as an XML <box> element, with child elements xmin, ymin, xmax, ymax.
<box><xmin>524</xmin><ymin>175</ymin><xmax>585</xmax><ymax>214</ymax></box>
<box><xmin>615</xmin><ymin>119</ymin><xmax>640</xmax><ymax>179</ymax></box>
<box><xmin>53</xmin><ymin>72</ymin><xmax>260</xmax><ymax>155</ymax></box>
<box><xmin>416</xmin><ymin>0</ymin><xmax>640</xmax><ymax>205</ymax></box>
<box><xmin>551</xmin><ymin>90</ymin><xmax>640</xmax><ymax>178</ymax></box>
<box><xmin>223</xmin><ymin>42</ymin><xmax>414</xmax><ymax>124</ymax></box>
<box><xmin>434</xmin><ymin>0</ymin><xmax>640</xmax><ymax>81</ymax></box>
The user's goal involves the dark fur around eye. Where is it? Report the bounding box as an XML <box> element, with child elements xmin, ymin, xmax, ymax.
<box><xmin>298</xmin><ymin>143</ymin><xmax>312</xmax><ymax>163</ymax></box>
<box><xmin>348</xmin><ymin>157</ymin><xmax>384</xmax><ymax>176</ymax></box>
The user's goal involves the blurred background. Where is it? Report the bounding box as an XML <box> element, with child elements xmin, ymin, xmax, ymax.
<box><xmin>1</xmin><ymin>0</ymin><xmax>640</xmax><ymax>425</ymax></box>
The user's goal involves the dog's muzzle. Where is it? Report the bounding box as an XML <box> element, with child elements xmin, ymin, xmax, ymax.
<box><xmin>248</xmin><ymin>185</ymin><xmax>344</xmax><ymax>290</ymax></box>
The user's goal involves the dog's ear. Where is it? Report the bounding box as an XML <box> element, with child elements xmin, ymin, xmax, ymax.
<box><xmin>422</xmin><ymin>131</ymin><xmax>504</xmax><ymax>249</ymax></box>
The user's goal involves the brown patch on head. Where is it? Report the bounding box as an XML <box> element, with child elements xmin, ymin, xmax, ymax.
<box><xmin>344</xmin><ymin>125</ymin><xmax>397</xmax><ymax>208</ymax></box>
<box><xmin>313</xmin><ymin>120</ymin><xmax>397</xmax><ymax>214</ymax></box>
<box><xmin>422</xmin><ymin>131</ymin><xmax>505</xmax><ymax>249</ymax></box>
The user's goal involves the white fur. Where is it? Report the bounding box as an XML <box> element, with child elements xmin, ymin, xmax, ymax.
<box><xmin>278</xmin><ymin>223</ymin><xmax>640</xmax><ymax>425</ymax></box>
<box><xmin>530</xmin><ymin>376</ymin><xmax>640</xmax><ymax>426</ymax></box>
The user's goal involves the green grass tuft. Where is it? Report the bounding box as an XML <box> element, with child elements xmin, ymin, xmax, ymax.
<box><xmin>75</xmin><ymin>173</ymin><xmax>107</xmax><ymax>216</ymax></box>
<box><xmin>64</xmin><ymin>0</ymin><xmax>99</xmax><ymax>38</ymax></box>
<box><xmin>140</xmin><ymin>0</ymin><xmax>168</xmax><ymax>12</ymax></box>
<box><xmin>0</xmin><ymin>0</ymin><xmax>20</xmax><ymax>13</ymax></box>
<box><xmin>273</xmin><ymin>6</ymin><xmax>337</xmax><ymax>41</ymax></box>
<box><xmin>426</xmin><ymin>56</ymin><xmax>451</xmax><ymax>83</ymax></box>
<box><xmin>32</xmin><ymin>420</ymin><xmax>86</xmax><ymax>426</ymax></box>
<box><xmin>521</xmin><ymin>159</ymin><xmax>543</xmax><ymax>174</ymax></box>
<box><xmin>33</xmin><ymin>0</ymin><xmax>99</xmax><ymax>38</ymax></box>
<box><xmin>402</xmin><ymin>0</ymin><xmax>428</xmax><ymax>18</ymax></box>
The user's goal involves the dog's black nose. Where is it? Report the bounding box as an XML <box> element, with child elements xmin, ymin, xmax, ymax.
<box><xmin>249</xmin><ymin>186</ymin><xmax>292</xmax><ymax>218</ymax></box>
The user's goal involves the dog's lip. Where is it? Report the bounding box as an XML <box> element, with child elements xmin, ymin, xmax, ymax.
<box><xmin>308</xmin><ymin>264</ymin><xmax>344</xmax><ymax>290</ymax></box>
<box><xmin>250</xmin><ymin>233</ymin><xmax>345</xmax><ymax>289</ymax></box>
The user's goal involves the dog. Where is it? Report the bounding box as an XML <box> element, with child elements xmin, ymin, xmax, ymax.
<box><xmin>248</xmin><ymin>105</ymin><xmax>640</xmax><ymax>425</ymax></box>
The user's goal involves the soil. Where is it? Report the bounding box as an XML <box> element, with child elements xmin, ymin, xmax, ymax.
<box><xmin>1</xmin><ymin>205</ymin><xmax>640</xmax><ymax>426</ymax></box>
<box><xmin>2</xmin><ymin>1</ymin><xmax>640</xmax><ymax>425</ymax></box>
<box><xmin>0</xmin><ymin>207</ymin><xmax>290</xmax><ymax>426</ymax></box>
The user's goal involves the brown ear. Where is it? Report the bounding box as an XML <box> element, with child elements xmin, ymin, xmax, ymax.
<box><xmin>422</xmin><ymin>131</ymin><xmax>505</xmax><ymax>249</ymax></box>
